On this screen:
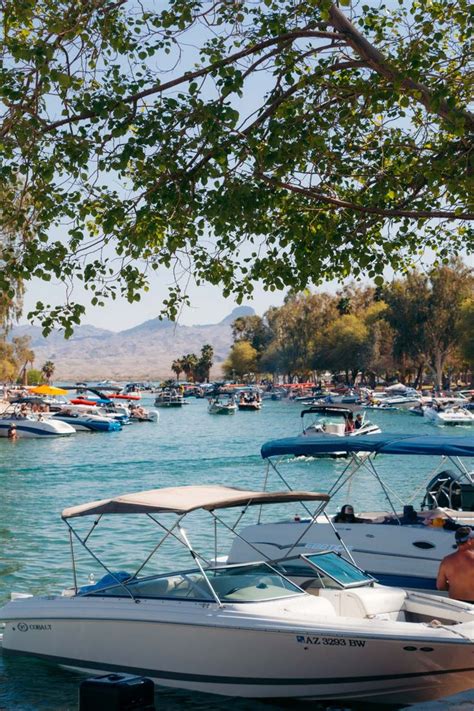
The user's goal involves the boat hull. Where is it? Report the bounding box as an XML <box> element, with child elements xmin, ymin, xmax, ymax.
<box><xmin>0</xmin><ymin>419</ymin><xmax>74</xmax><ymax>438</ymax></box>
<box><xmin>2</xmin><ymin>598</ymin><xmax>474</xmax><ymax>704</ymax></box>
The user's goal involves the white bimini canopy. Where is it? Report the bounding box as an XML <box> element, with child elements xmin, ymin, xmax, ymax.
<box><xmin>61</xmin><ymin>484</ymin><xmax>329</xmax><ymax>519</ymax></box>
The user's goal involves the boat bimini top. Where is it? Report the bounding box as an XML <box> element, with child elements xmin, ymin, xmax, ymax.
<box><xmin>260</xmin><ymin>434</ymin><xmax>474</xmax><ymax>517</ymax></box>
<box><xmin>61</xmin><ymin>485</ymin><xmax>328</xmax><ymax>518</ymax></box>
<box><xmin>262</xmin><ymin>434</ymin><xmax>474</xmax><ymax>459</ymax></box>
<box><xmin>61</xmin><ymin>485</ymin><xmax>339</xmax><ymax>606</ymax></box>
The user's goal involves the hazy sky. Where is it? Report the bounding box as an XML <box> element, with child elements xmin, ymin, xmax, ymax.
<box><xmin>20</xmin><ymin>272</ymin><xmax>291</xmax><ymax>329</ymax></box>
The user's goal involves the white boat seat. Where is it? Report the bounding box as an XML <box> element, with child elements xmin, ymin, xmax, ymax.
<box><xmin>320</xmin><ymin>587</ymin><xmax>406</xmax><ymax>619</ymax></box>
<box><xmin>324</xmin><ymin>423</ymin><xmax>345</xmax><ymax>435</ymax></box>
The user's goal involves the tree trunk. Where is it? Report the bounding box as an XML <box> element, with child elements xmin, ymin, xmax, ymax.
<box><xmin>413</xmin><ymin>362</ymin><xmax>424</xmax><ymax>389</ymax></box>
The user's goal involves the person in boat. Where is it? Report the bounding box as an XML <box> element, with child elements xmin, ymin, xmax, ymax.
<box><xmin>333</xmin><ymin>504</ymin><xmax>369</xmax><ymax>524</ymax></box>
<box><xmin>345</xmin><ymin>412</ymin><xmax>355</xmax><ymax>433</ymax></box>
<box><xmin>354</xmin><ymin>413</ymin><xmax>363</xmax><ymax>430</ymax></box>
<box><xmin>383</xmin><ymin>505</ymin><xmax>423</xmax><ymax>525</ymax></box>
<box><xmin>7</xmin><ymin>423</ymin><xmax>18</xmax><ymax>440</ymax></box>
<box><xmin>436</xmin><ymin>527</ymin><xmax>474</xmax><ymax>603</ymax></box>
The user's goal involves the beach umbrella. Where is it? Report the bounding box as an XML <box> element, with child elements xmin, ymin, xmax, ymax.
<box><xmin>30</xmin><ymin>384</ymin><xmax>68</xmax><ymax>396</ymax></box>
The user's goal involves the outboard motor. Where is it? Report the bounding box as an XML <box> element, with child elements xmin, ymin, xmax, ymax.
<box><xmin>422</xmin><ymin>470</ymin><xmax>474</xmax><ymax>511</ymax></box>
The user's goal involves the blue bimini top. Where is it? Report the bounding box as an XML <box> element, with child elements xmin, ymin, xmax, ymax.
<box><xmin>260</xmin><ymin>434</ymin><xmax>474</xmax><ymax>459</ymax></box>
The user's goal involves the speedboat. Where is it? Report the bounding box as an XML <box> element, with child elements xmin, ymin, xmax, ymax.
<box><xmin>128</xmin><ymin>405</ymin><xmax>159</xmax><ymax>423</ymax></box>
<box><xmin>49</xmin><ymin>410</ymin><xmax>122</xmax><ymax>432</ymax></box>
<box><xmin>230</xmin><ymin>434</ymin><xmax>474</xmax><ymax>593</ymax></box>
<box><xmin>0</xmin><ymin>407</ymin><xmax>75</xmax><ymax>438</ymax></box>
<box><xmin>3</xmin><ymin>485</ymin><xmax>474</xmax><ymax>705</ymax></box>
<box><xmin>299</xmin><ymin>406</ymin><xmax>381</xmax><ymax>457</ymax></box>
<box><xmin>237</xmin><ymin>390</ymin><xmax>262</xmax><ymax>411</ymax></box>
<box><xmin>208</xmin><ymin>396</ymin><xmax>237</xmax><ymax>415</ymax></box>
<box><xmin>154</xmin><ymin>388</ymin><xmax>185</xmax><ymax>407</ymax></box>
<box><xmin>367</xmin><ymin>385</ymin><xmax>421</xmax><ymax>410</ymax></box>
<box><xmin>424</xmin><ymin>403</ymin><xmax>474</xmax><ymax>426</ymax></box>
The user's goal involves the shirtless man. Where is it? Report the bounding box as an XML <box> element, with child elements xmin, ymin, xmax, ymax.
<box><xmin>436</xmin><ymin>527</ymin><xmax>474</xmax><ymax>602</ymax></box>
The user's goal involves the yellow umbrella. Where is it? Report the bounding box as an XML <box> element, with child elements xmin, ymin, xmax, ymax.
<box><xmin>30</xmin><ymin>384</ymin><xmax>68</xmax><ymax>396</ymax></box>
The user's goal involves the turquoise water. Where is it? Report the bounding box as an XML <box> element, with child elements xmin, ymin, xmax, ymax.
<box><xmin>0</xmin><ymin>399</ymin><xmax>473</xmax><ymax>710</ymax></box>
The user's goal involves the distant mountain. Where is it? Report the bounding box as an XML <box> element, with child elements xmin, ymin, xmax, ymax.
<box><xmin>9</xmin><ymin>307</ymin><xmax>256</xmax><ymax>380</ymax></box>
<box><xmin>217</xmin><ymin>305</ymin><xmax>255</xmax><ymax>326</ymax></box>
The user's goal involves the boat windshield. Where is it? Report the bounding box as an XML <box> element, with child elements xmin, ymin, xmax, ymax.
<box><xmin>274</xmin><ymin>552</ymin><xmax>373</xmax><ymax>589</ymax></box>
<box><xmin>81</xmin><ymin>562</ymin><xmax>303</xmax><ymax>603</ymax></box>
<box><xmin>301</xmin><ymin>552</ymin><xmax>373</xmax><ymax>588</ymax></box>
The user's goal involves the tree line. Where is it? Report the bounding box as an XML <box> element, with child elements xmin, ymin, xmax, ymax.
<box><xmin>223</xmin><ymin>260</ymin><xmax>473</xmax><ymax>390</ymax></box>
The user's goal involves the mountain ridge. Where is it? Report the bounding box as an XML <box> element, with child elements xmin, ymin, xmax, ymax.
<box><xmin>10</xmin><ymin>306</ymin><xmax>256</xmax><ymax>379</ymax></box>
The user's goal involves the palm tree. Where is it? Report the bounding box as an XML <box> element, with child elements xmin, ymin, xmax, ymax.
<box><xmin>171</xmin><ymin>358</ymin><xmax>183</xmax><ymax>382</ymax></box>
<box><xmin>198</xmin><ymin>344</ymin><xmax>214</xmax><ymax>382</ymax></box>
<box><xmin>180</xmin><ymin>353</ymin><xmax>198</xmax><ymax>382</ymax></box>
<box><xmin>41</xmin><ymin>360</ymin><xmax>55</xmax><ymax>384</ymax></box>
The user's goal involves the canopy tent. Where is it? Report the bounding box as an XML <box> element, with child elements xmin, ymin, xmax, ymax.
<box><xmin>261</xmin><ymin>434</ymin><xmax>474</xmax><ymax>459</ymax></box>
<box><xmin>62</xmin><ymin>485</ymin><xmax>329</xmax><ymax>519</ymax></box>
<box><xmin>30</xmin><ymin>385</ymin><xmax>68</xmax><ymax>396</ymax></box>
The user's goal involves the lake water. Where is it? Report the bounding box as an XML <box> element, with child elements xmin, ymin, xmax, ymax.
<box><xmin>1</xmin><ymin>398</ymin><xmax>473</xmax><ymax>710</ymax></box>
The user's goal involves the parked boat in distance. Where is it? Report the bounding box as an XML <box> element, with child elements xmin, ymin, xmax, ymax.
<box><xmin>424</xmin><ymin>402</ymin><xmax>474</xmax><ymax>426</ymax></box>
<box><xmin>154</xmin><ymin>388</ymin><xmax>185</xmax><ymax>407</ymax></box>
<box><xmin>0</xmin><ymin>406</ymin><xmax>75</xmax><ymax>438</ymax></box>
<box><xmin>208</xmin><ymin>396</ymin><xmax>237</xmax><ymax>415</ymax></box>
<box><xmin>237</xmin><ymin>389</ymin><xmax>262</xmax><ymax>411</ymax></box>
<box><xmin>49</xmin><ymin>410</ymin><xmax>122</xmax><ymax>432</ymax></box>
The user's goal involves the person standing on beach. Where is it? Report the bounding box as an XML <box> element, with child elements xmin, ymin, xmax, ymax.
<box><xmin>436</xmin><ymin>527</ymin><xmax>474</xmax><ymax>603</ymax></box>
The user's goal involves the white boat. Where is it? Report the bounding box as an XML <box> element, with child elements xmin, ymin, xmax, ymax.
<box><xmin>154</xmin><ymin>388</ymin><xmax>185</xmax><ymax>407</ymax></box>
<box><xmin>368</xmin><ymin>385</ymin><xmax>421</xmax><ymax>410</ymax></box>
<box><xmin>208</xmin><ymin>396</ymin><xmax>237</xmax><ymax>415</ymax></box>
<box><xmin>299</xmin><ymin>406</ymin><xmax>380</xmax><ymax>457</ymax></box>
<box><xmin>230</xmin><ymin>435</ymin><xmax>474</xmax><ymax>593</ymax></box>
<box><xmin>128</xmin><ymin>405</ymin><xmax>159</xmax><ymax>423</ymax></box>
<box><xmin>0</xmin><ymin>407</ymin><xmax>75</xmax><ymax>438</ymax></box>
<box><xmin>3</xmin><ymin>485</ymin><xmax>474</xmax><ymax>705</ymax></box>
<box><xmin>424</xmin><ymin>403</ymin><xmax>474</xmax><ymax>426</ymax></box>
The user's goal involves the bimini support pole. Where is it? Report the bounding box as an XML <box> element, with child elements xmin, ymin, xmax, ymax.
<box><xmin>64</xmin><ymin>520</ymin><xmax>135</xmax><ymax>600</ymax></box>
<box><xmin>68</xmin><ymin>527</ymin><xmax>78</xmax><ymax>594</ymax></box>
<box><xmin>322</xmin><ymin>510</ymin><xmax>358</xmax><ymax>566</ymax></box>
<box><xmin>178</xmin><ymin>525</ymin><xmax>223</xmax><ymax>608</ymax></box>
<box><xmin>132</xmin><ymin>514</ymin><xmax>187</xmax><ymax>579</ymax></box>
<box><xmin>258</xmin><ymin>460</ymin><xmax>271</xmax><ymax>524</ymax></box>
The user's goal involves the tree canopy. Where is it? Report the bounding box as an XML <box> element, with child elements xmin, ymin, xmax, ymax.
<box><xmin>228</xmin><ymin>261</ymin><xmax>473</xmax><ymax>387</ymax></box>
<box><xmin>1</xmin><ymin>0</ymin><xmax>472</xmax><ymax>333</ymax></box>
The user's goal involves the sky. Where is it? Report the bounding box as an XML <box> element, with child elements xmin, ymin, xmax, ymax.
<box><xmin>20</xmin><ymin>272</ymin><xmax>290</xmax><ymax>329</ymax></box>
<box><xmin>20</xmin><ymin>249</ymin><xmax>473</xmax><ymax>332</ymax></box>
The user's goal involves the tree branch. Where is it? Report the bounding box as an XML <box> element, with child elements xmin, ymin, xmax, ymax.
<box><xmin>43</xmin><ymin>29</ymin><xmax>345</xmax><ymax>133</ymax></box>
<box><xmin>328</xmin><ymin>4</ymin><xmax>474</xmax><ymax>131</ymax></box>
<box><xmin>257</xmin><ymin>174</ymin><xmax>474</xmax><ymax>220</ymax></box>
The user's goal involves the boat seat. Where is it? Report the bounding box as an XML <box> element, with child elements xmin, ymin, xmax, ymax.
<box><xmin>320</xmin><ymin>587</ymin><xmax>406</xmax><ymax>620</ymax></box>
<box><xmin>324</xmin><ymin>423</ymin><xmax>345</xmax><ymax>435</ymax></box>
<box><xmin>131</xmin><ymin>578</ymin><xmax>173</xmax><ymax>597</ymax></box>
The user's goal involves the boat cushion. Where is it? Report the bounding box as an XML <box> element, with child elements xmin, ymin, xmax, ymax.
<box><xmin>321</xmin><ymin>587</ymin><xmax>406</xmax><ymax>619</ymax></box>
